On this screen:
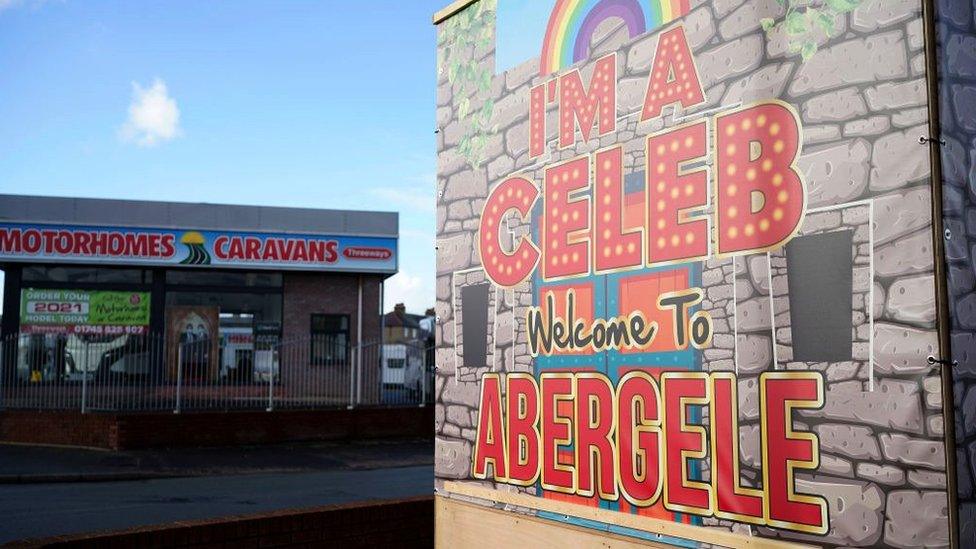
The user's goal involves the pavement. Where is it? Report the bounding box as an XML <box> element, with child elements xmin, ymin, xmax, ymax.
<box><xmin>0</xmin><ymin>438</ymin><xmax>434</xmax><ymax>543</ymax></box>
<box><xmin>0</xmin><ymin>438</ymin><xmax>432</xmax><ymax>483</ymax></box>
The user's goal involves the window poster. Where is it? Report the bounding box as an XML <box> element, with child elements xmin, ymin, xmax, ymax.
<box><xmin>20</xmin><ymin>288</ymin><xmax>150</xmax><ymax>335</ymax></box>
<box><xmin>165</xmin><ymin>306</ymin><xmax>220</xmax><ymax>382</ymax></box>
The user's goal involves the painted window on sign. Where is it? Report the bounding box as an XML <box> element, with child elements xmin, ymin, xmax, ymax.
<box><xmin>784</xmin><ymin>231</ymin><xmax>854</xmax><ymax>362</ymax></box>
<box><xmin>460</xmin><ymin>283</ymin><xmax>491</xmax><ymax>368</ymax></box>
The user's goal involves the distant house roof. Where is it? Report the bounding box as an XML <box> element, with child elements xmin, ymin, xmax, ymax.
<box><xmin>384</xmin><ymin>303</ymin><xmax>433</xmax><ymax>331</ymax></box>
<box><xmin>384</xmin><ymin>311</ymin><xmax>423</xmax><ymax>329</ymax></box>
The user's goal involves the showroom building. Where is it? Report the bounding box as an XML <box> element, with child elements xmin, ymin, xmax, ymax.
<box><xmin>0</xmin><ymin>194</ymin><xmax>397</xmax><ymax>408</ymax></box>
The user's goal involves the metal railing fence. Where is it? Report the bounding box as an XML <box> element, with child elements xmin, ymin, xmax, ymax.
<box><xmin>0</xmin><ymin>332</ymin><xmax>434</xmax><ymax>413</ymax></box>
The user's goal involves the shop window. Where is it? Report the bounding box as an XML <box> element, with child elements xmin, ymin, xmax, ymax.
<box><xmin>165</xmin><ymin>291</ymin><xmax>283</xmax><ymax>383</ymax></box>
<box><xmin>785</xmin><ymin>230</ymin><xmax>854</xmax><ymax>362</ymax></box>
<box><xmin>165</xmin><ymin>270</ymin><xmax>282</xmax><ymax>288</ymax></box>
<box><xmin>22</xmin><ymin>266</ymin><xmax>151</xmax><ymax>284</ymax></box>
<box><xmin>310</xmin><ymin>314</ymin><xmax>349</xmax><ymax>366</ymax></box>
<box><xmin>15</xmin><ymin>332</ymin><xmax>156</xmax><ymax>383</ymax></box>
<box><xmin>165</xmin><ymin>292</ymin><xmax>282</xmax><ymax>323</ymax></box>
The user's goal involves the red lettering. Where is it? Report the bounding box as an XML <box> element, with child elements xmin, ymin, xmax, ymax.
<box><xmin>161</xmin><ymin>234</ymin><xmax>176</xmax><ymax>257</ymax></box>
<box><xmin>260</xmin><ymin>238</ymin><xmax>281</xmax><ymax>261</ymax></box>
<box><xmin>647</xmin><ymin>121</ymin><xmax>709</xmax><ymax>264</ymax></box>
<box><xmin>228</xmin><ymin>236</ymin><xmax>244</xmax><ymax>259</ymax></box>
<box><xmin>715</xmin><ymin>103</ymin><xmax>805</xmax><ymax>255</ymax></box>
<box><xmin>472</xmin><ymin>374</ymin><xmax>507</xmax><ymax>480</ymax></box>
<box><xmin>641</xmin><ymin>26</ymin><xmax>705</xmax><ymax>122</ymax></box>
<box><xmin>594</xmin><ymin>146</ymin><xmax>642</xmax><ymax>272</ymax></box>
<box><xmin>148</xmin><ymin>234</ymin><xmax>161</xmax><ymax>256</ymax></box>
<box><xmin>309</xmin><ymin>241</ymin><xmax>325</xmax><ymax>262</ymax></box>
<box><xmin>214</xmin><ymin>236</ymin><xmax>229</xmax><ymax>260</ymax></box>
<box><xmin>91</xmin><ymin>232</ymin><xmax>107</xmax><ymax>255</ymax></box>
<box><xmin>124</xmin><ymin>234</ymin><xmax>148</xmax><ymax>257</ymax></box>
<box><xmin>74</xmin><ymin>232</ymin><xmax>91</xmax><ymax>255</ymax></box>
<box><xmin>277</xmin><ymin>239</ymin><xmax>292</xmax><ymax>260</ymax></box>
<box><xmin>543</xmin><ymin>157</ymin><xmax>590</xmax><ymax>280</ymax></box>
<box><xmin>41</xmin><ymin>230</ymin><xmax>57</xmax><ymax>253</ymax></box>
<box><xmin>293</xmin><ymin>240</ymin><xmax>308</xmax><ymax>261</ymax></box>
<box><xmin>246</xmin><ymin>237</ymin><xmax>262</xmax><ymax>260</ymax></box>
<box><xmin>711</xmin><ymin>374</ymin><xmax>763</xmax><ymax>523</ymax></box>
<box><xmin>54</xmin><ymin>231</ymin><xmax>73</xmax><ymax>254</ymax></box>
<box><xmin>575</xmin><ymin>374</ymin><xmax>617</xmax><ymax>499</ymax></box>
<box><xmin>506</xmin><ymin>374</ymin><xmax>540</xmax><ymax>485</ymax></box>
<box><xmin>558</xmin><ymin>53</ymin><xmax>616</xmax><ymax>149</ymax></box>
<box><xmin>480</xmin><ymin>176</ymin><xmax>540</xmax><ymax>287</ymax></box>
<box><xmin>617</xmin><ymin>372</ymin><xmax>662</xmax><ymax>506</ymax></box>
<box><xmin>22</xmin><ymin>230</ymin><xmax>41</xmax><ymax>253</ymax></box>
<box><xmin>0</xmin><ymin>229</ymin><xmax>20</xmax><ymax>252</ymax></box>
<box><xmin>108</xmin><ymin>232</ymin><xmax>125</xmax><ymax>255</ymax></box>
<box><xmin>761</xmin><ymin>373</ymin><xmax>827</xmax><ymax>534</ymax></box>
<box><xmin>529</xmin><ymin>84</ymin><xmax>547</xmax><ymax>158</ymax></box>
<box><xmin>540</xmin><ymin>373</ymin><xmax>575</xmax><ymax>493</ymax></box>
<box><xmin>662</xmin><ymin>372</ymin><xmax>711</xmax><ymax>515</ymax></box>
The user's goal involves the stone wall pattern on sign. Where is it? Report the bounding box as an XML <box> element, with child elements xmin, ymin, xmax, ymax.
<box><xmin>435</xmin><ymin>0</ymin><xmax>949</xmax><ymax>546</ymax></box>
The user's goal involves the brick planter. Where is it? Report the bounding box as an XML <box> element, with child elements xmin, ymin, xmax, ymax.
<box><xmin>0</xmin><ymin>406</ymin><xmax>433</xmax><ymax>450</ymax></box>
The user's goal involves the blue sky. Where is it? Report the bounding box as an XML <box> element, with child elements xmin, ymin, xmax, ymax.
<box><xmin>495</xmin><ymin>0</ymin><xmax>550</xmax><ymax>73</ymax></box>
<box><xmin>0</xmin><ymin>0</ymin><xmax>444</xmax><ymax>312</ymax></box>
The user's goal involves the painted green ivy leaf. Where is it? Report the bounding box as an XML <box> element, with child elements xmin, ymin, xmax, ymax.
<box><xmin>825</xmin><ymin>0</ymin><xmax>861</xmax><ymax>13</ymax></box>
<box><xmin>800</xmin><ymin>41</ymin><xmax>818</xmax><ymax>61</ymax></box>
<box><xmin>785</xmin><ymin>11</ymin><xmax>808</xmax><ymax>35</ymax></box>
<box><xmin>438</xmin><ymin>0</ymin><xmax>497</xmax><ymax>170</ymax></box>
<box><xmin>481</xmin><ymin>98</ymin><xmax>494</xmax><ymax>121</ymax></box>
<box><xmin>447</xmin><ymin>62</ymin><xmax>459</xmax><ymax>85</ymax></box>
<box><xmin>815</xmin><ymin>11</ymin><xmax>835</xmax><ymax>34</ymax></box>
<box><xmin>761</xmin><ymin>0</ymin><xmax>864</xmax><ymax>63</ymax></box>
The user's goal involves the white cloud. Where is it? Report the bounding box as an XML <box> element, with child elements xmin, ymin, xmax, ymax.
<box><xmin>0</xmin><ymin>0</ymin><xmax>39</xmax><ymax>13</ymax></box>
<box><xmin>384</xmin><ymin>270</ymin><xmax>432</xmax><ymax>314</ymax></box>
<box><xmin>0</xmin><ymin>0</ymin><xmax>63</xmax><ymax>15</ymax></box>
<box><xmin>119</xmin><ymin>78</ymin><xmax>182</xmax><ymax>147</ymax></box>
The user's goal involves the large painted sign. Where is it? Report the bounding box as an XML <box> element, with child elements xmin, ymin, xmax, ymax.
<box><xmin>0</xmin><ymin>222</ymin><xmax>397</xmax><ymax>273</ymax></box>
<box><xmin>436</xmin><ymin>0</ymin><xmax>952</xmax><ymax>547</ymax></box>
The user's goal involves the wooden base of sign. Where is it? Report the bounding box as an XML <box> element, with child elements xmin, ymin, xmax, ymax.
<box><xmin>436</xmin><ymin>496</ymin><xmax>671</xmax><ymax>548</ymax></box>
<box><xmin>441</xmin><ymin>482</ymin><xmax>813</xmax><ymax>549</ymax></box>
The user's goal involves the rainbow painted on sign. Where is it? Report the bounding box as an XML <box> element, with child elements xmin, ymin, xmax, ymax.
<box><xmin>540</xmin><ymin>0</ymin><xmax>690</xmax><ymax>76</ymax></box>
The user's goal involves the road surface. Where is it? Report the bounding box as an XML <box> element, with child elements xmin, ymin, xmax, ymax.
<box><xmin>0</xmin><ymin>465</ymin><xmax>433</xmax><ymax>543</ymax></box>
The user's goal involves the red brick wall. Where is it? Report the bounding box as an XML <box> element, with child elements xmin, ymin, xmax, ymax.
<box><xmin>281</xmin><ymin>273</ymin><xmax>383</xmax><ymax>403</ymax></box>
<box><xmin>282</xmin><ymin>272</ymin><xmax>382</xmax><ymax>344</ymax></box>
<box><xmin>0</xmin><ymin>411</ymin><xmax>118</xmax><ymax>449</ymax></box>
<box><xmin>0</xmin><ymin>407</ymin><xmax>433</xmax><ymax>450</ymax></box>
<box><xmin>10</xmin><ymin>496</ymin><xmax>434</xmax><ymax>548</ymax></box>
